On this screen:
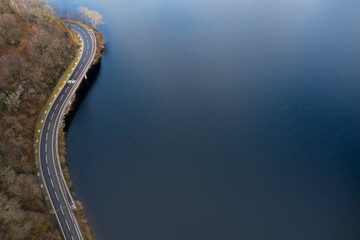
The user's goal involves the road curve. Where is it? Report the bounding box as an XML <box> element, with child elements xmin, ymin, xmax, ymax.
<box><xmin>38</xmin><ymin>21</ymin><xmax>96</xmax><ymax>240</ymax></box>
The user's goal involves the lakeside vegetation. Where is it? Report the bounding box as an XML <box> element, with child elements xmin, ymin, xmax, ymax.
<box><xmin>0</xmin><ymin>1</ymin><xmax>103</xmax><ymax>239</ymax></box>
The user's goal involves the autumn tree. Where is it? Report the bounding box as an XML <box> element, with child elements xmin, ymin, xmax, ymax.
<box><xmin>0</xmin><ymin>52</ymin><xmax>31</xmax><ymax>91</ymax></box>
<box><xmin>4</xmin><ymin>0</ymin><xmax>45</xmax><ymax>15</ymax></box>
<box><xmin>0</xmin><ymin>1</ymin><xmax>97</xmax><ymax>238</ymax></box>
<box><xmin>0</xmin><ymin>193</ymin><xmax>31</xmax><ymax>239</ymax></box>
<box><xmin>0</xmin><ymin>36</ymin><xmax>5</xmax><ymax>48</ymax></box>
<box><xmin>0</xmin><ymin>14</ymin><xmax>21</xmax><ymax>46</ymax></box>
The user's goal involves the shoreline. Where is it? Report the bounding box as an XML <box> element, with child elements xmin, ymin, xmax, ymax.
<box><xmin>60</xmin><ymin>54</ymin><xmax>103</xmax><ymax>240</ymax></box>
<box><xmin>58</xmin><ymin>22</ymin><xmax>105</xmax><ymax>240</ymax></box>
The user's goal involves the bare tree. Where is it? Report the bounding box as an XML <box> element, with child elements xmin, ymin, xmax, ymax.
<box><xmin>47</xmin><ymin>0</ymin><xmax>60</xmax><ymax>17</ymax></box>
<box><xmin>0</xmin><ymin>1</ymin><xmax>85</xmax><ymax>239</ymax></box>
<box><xmin>89</xmin><ymin>9</ymin><xmax>104</xmax><ymax>28</ymax></box>
<box><xmin>0</xmin><ymin>193</ymin><xmax>28</xmax><ymax>239</ymax></box>
<box><xmin>78</xmin><ymin>7</ymin><xmax>89</xmax><ymax>24</ymax></box>
<box><xmin>0</xmin><ymin>52</ymin><xmax>31</xmax><ymax>87</ymax></box>
<box><xmin>6</xmin><ymin>0</ymin><xmax>45</xmax><ymax>15</ymax></box>
<box><xmin>78</xmin><ymin>7</ymin><xmax>104</xmax><ymax>28</ymax></box>
<box><xmin>0</xmin><ymin>36</ymin><xmax>5</xmax><ymax>48</ymax></box>
<box><xmin>0</xmin><ymin>14</ymin><xmax>21</xmax><ymax>46</ymax></box>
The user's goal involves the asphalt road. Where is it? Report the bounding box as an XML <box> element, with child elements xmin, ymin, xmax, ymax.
<box><xmin>38</xmin><ymin>21</ymin><xmax>96</xmax><ymax>240</ymax></box>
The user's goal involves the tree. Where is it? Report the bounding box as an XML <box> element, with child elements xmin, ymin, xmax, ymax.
<box><xmin>0</xmin><ymin>1</ymin><xmax>84</xmax><ymax>239</ymax></box>
<box><xmin>78</xmin><ymin>7</ymin><xmax>89</xmax><ymax>24</ymax></box>
<box><xmin>0</xmin><ymin>14</ymin><xmax>21</xmax><ymax>46</ymax></box>
<box><xmin>0</xmin><ymin>52</ymin><xmax>31</xmax><ymax>89</ymax></box>
<box><xmin>78</xmin><ymin>7</ymin><xmax>104</xmax><ymax>28</ymax></box>
<box><xmin>0</xmin><ymin>36</ymin><xmax>5</xmax><ymax>47</ymax></box>
<box><xmin>89</xmin><ymin>9</ymin><xmax>104</xmax><ymax>29</ymax></box>
<box><xmin>0</xmin><ymin>193</ymin><xmax>29</xmax><ymax>239</ymax></box>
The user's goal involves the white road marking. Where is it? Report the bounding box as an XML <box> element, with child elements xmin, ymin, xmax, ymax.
<box><xmin>65</xmin><ymin>86</ymin><xmax>69</xmax><ymax>92</ymax></box>
<box><xmin>51</xmin><ymin>113</ymin><xmax>54</xmax><ymax>119</ymax></box>
<box><xmin>71</xmin><ymin>236</ymin><xmax>75</xmax><ymax>240</ymax></box>
<box><xmin>46</xmin><ymin>132</ymin><xmax>48</xmax><ymax>140</ymax></box>
<box><xmin>50</xmin><ymin>179</ymin><xmax>54</xmax><ymax>188</ymax></box>
<box><xmin>55</xmin><ymin>191</ymin><xmax>59</xmax><ymax>201</ymax></box>
<box><xmin>60</xmin><ymin>206</ymin><xmax>64</xmax><ymax>215</ymax></box>
<box><xmin>60</xmin><ymin>95</ymin><xmax>64</xmax><ymax>101</ymax></box>
<box><xmin>65</xmin><ymin>219</ymin><xmax>70</xmax><ymax>230</ymax></box>
<box><xmin>47</xmin><ymin>166</ymin><xmax>50</xmax><ymax>175</ymax></box>
<box><xmin>45</xmin><ymin>155</ymin><xmax>48</xmax><ymax>163</ymax></box>
<box><xmin>45</xmin><ymin>143</ymin><xmax>47</xmax><ymax>153</ymax></box>
<box><xmin>55</xmin><ymin>103</ymin><xmax>59</xmax><ymax>110</ymax></box>
<box><xmin>47</xmin><ymin>124</ymin><xmax>50</xmax><ymax>130</ymax></box>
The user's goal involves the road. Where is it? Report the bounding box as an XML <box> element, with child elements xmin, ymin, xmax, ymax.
<box><xmin>38</xmin><ymin>21</ymin><xmax>96</xmax><ymax>240</ymax></box>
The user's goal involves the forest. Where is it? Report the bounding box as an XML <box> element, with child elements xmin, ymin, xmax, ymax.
<box><xmin>0</xmin><ymin>0</ymin><xmax>77</xmax><ymax>239</ymax></box>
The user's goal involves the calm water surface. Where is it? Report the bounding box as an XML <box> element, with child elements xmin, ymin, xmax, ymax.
<box><xmin>59</xmin><ymin>0</ymin><xmax>360</xmax><ymax>239</ymax></box>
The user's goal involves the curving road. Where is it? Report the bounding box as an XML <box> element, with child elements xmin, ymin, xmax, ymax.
<box><xmin>38</xmin><ymin>21</ymin><xmax>96</xmax><ymax>240</ymax></box>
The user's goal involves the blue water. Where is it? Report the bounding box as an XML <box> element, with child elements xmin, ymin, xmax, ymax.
<box><xmin>60</xmin><ymin>0</ymin><xmax>360</xmax><ymax>239</ymax></box>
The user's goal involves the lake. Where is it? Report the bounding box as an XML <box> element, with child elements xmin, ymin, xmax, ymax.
<box><xmin>59</xmin><ymin>0</ymin><xmax>360</xmax><ymax>239</ymax></box>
